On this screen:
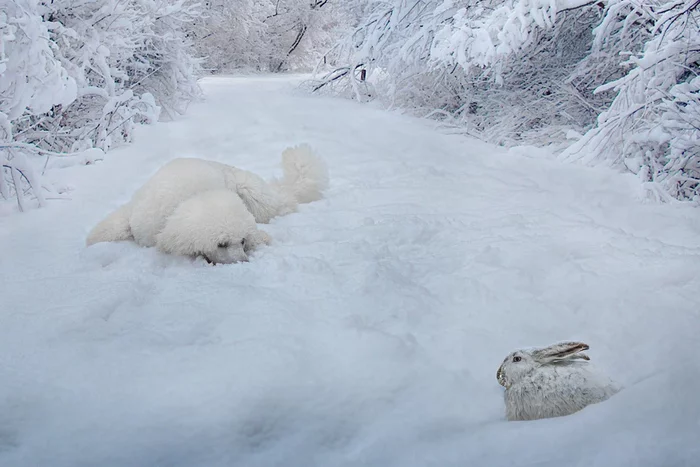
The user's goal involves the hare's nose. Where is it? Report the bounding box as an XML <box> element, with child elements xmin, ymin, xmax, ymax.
<box><xmin>496</xmin><ymin>366</ymin><xmax>506</xmax><ymax>387</ymax></box>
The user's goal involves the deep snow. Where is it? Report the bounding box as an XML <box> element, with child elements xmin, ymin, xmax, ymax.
<box><xmin>1</xmin><ymin>75</ymin><xmax>699</xmax><ymax>467</ymax></box>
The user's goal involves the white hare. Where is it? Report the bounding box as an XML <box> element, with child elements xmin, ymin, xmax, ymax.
<box><xmin>496</xmin><ymin>342</ymin><xmax>620</xmax><ymax>421</ymax></box>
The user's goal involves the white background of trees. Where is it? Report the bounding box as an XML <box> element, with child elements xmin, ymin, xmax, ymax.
<box><xmin>2</xmin><ymin>0</ymin><xmax>698</xmax><ymax>209</ymax></box>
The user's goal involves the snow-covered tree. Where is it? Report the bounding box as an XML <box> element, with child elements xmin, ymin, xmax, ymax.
<box><xmin>312</xmin><ymin>1</ymin><xmax>610</xmax><ymax>141</ymax></box>
<box><xmin>35</xmin><ymin>0</ymin><xmax>202</xmax><ymax>151</ymax></box>
<box><xmin>188</xmin><ymin>1</ymin><xmax>267</xmax><ymax>72</ymax></box>
<box><xmin>564</xmin><ymin>0</ymin><xmax>700</xmax><ymax>202</ymax></box>
<box><xmin>189</xmin><ymin>0</ymin><xmax>354</xmax><ymax>73</ymax></box>
<box><xmin>1</xmin><ymin>0</ymin><xmax>202</xmax><ymax>211</ymax></box>
<box><xmin>1</xmin><ymin>0</ymin><xmax>78</xmax><ymax>210</ymax></box>
<box><xmin>315</xmin><ymin>0</ymin><xmax>700</xmax><ymax>202</ymax></box>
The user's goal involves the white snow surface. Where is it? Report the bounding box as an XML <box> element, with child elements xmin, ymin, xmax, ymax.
<box><xmin>1</xmin><ymin>75</ymin><xmax>699</xmax><ymax>466</ymax></box>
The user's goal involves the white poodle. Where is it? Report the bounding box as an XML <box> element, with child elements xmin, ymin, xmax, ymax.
<box><xmin>86</xmin><ymin>144</ymin><xmax>328</xmax><ymax>263</ymax></box>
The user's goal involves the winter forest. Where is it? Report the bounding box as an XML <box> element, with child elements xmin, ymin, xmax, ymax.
<box><xmin>2</xmin><ymin>1</ymin><xmax>700</xmax><ymax>466</ymax></box>
<box><xmin>1</xmin><ymin>0</ymin><xmax>699</xmax><ymax>208</ymax></box>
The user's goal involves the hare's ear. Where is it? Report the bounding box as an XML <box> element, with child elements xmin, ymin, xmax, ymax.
<box><xmin>532</xmin><ymin>342</ymin><xmax>590</xmax><ymax>363</ymax></box>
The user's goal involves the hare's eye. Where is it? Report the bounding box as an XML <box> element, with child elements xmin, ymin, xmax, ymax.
<box><xmin>241</xmin><ymin>238</ymin><xmax>246</xmax><ymax>246</ymax></box>
<box><xmin>218</xmin><ymin>241</ymin><xmax>229</xmax><ymax>249</ymax></box>
<box><xmin>512</xmin><ymin>356</ymin><xmax>522</xmax><ymax>363</ymax></box>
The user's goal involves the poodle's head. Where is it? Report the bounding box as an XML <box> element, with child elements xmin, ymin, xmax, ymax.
<box><xmin>156</xmin><ymin>189</ymin><xmax>271</xmax><ymax>264</ymax></box>
<box><xmin>202</xmin><ymin>237</ymin><xmax>249</xmax><ymax>264</ymax></box>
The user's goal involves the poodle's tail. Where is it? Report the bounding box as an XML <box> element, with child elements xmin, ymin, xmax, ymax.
<box><xmin>277</xmin><ymin>144</ymin><xmax>329</xmax><ymax>205</ymax></box>
<box><xmin>86</xmin><ymin>203</ymin><xmax>134</xmax><ymax>246</ymax></box>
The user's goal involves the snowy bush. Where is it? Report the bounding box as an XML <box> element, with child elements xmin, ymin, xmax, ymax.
<box><xmin>1</xmin><ymin>0</ymin><xmax>78</xmax><ymax>210</ymax></box>
<box><xmin>34</xmin><ymin>0</ymin><xmax>202</xmax><ymax>149</ymax></box>
<box><xmin>315</xmin><ymin>0</ymin><xmax>700</xmax><ymax>202</ymax></box>
<box><xmin>312</xmin><ymin>1</ymin><xmax>610</xmax><ymax>141</ymax></box>
<box><xmin>564</xmin><ymin>0</ymin><xmax>700</xmax><ymax>202</ymax></box>
<box><xmin>1</xmin><ymin>0</ymin><xmax>202</xmax><ymax>211</ymax></box>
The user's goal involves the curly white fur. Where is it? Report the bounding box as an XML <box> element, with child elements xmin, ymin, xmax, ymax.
<box><xmin>85</xmin><ymin>144</ymin><xmax>327</xmax><ymax>263</ymax></box>
<box><xmin>496</xmin><ymin>342</ymin><xmax>620</xmax><ymax>421</ymax></box>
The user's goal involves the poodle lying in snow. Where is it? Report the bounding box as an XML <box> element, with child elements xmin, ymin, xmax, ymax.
<box><xmin>86</xmin><ymin>144</ymin><xmax>328</xmax><ymax>264</ymax></box>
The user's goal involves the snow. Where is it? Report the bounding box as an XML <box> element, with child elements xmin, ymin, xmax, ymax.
<box><xmin>1</xmin><ymin>75</ymin><xmax>700</xmax><ymax>466</ymax></box>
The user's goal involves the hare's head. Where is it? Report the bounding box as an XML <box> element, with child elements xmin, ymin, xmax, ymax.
<box><xmin>496</xmin><ymin>342</ymin><xmax>590</xmax><ymax>388</ymax></box>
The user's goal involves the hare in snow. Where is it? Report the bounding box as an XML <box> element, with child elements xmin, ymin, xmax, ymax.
<box><xmin>496</xmin><ymin>341</ymin><xmax>620</xmax><ymax>421</ymax></box>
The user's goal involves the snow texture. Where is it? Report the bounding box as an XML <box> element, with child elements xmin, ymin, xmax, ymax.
<box><xmin>1</xmin><ymin>76</ymin><xmax>699</xmax><ymax>466</ymax></box>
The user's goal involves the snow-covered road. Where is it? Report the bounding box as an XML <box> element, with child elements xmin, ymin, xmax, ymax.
<box><xmin>1</xmin><ymin>76</ymin><xmax>699</xmax><ymax>466</ymax></box>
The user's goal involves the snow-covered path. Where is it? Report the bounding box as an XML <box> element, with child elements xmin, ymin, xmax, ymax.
<box><xmin>1</xmin><ymin>76</ymin><xmax>699</xmax><ymax>466</ymax></box>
